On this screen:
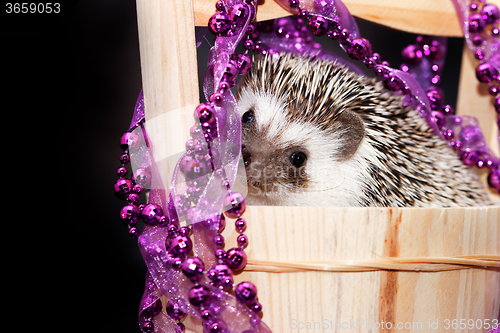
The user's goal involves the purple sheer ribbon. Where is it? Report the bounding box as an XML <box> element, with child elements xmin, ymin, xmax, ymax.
<box><xmin>132</xmin><ymin>1</ymin><xmax>271</xmax><ymax>332</ymax></box>
<box><xmin>451</xmin><ymin>0</ymin><xmax>500</xmax><ymax>157</ymax></box>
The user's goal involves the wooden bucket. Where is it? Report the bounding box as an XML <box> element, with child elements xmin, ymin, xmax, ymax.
<box><xmin>135</xmin><ymin>0</ymin><xmax>500</xmax><ymax>331</ymax></box>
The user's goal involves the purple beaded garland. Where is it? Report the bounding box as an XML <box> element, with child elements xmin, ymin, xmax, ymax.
<box><xmin>182</xmin><ymin>257</ymin><xmax>205</xmax><ymax>282</ymax></box>
<box><xmin>188</xmin><ymin>285</ymin><xmax>210</xmax><ymax>307</ymax></box>
<box><xmin>168</xmin><ymin>235</ymin><xmax>193</xmax><ymax>258</ymax></box>
<box><xmin>225</xmin><ymin>247</ymin><xmax>247</xmax><ymax>271</ymax></box>
<box><xmin>223</xmin><ymin>192</ymin><xmax>246</xmax><ymax>218</ymax></box>
<box><xmin>235</xmin><ymin>281</ymin><xmax>257</xmax><ymax>304</ymax></box>
<box><xmin>208</xmin><ymin>12</ymin><xmax>231</xmax><ymax>36</ymax></box>
<box><xmin>142</xmin><ymin>203</ymin><xmax>163</xmax><ymax>225</ymax></box>
<box><xmin>307</xmin><ymin>15</ymin><xmax>329</xmax><ymax>36</ymax></box>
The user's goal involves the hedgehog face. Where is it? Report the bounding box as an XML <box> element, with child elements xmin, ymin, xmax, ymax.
<box><xmin>236</xmin><ymin>86</ymin><xmax>370</xmax><ymax>206</ymax></box>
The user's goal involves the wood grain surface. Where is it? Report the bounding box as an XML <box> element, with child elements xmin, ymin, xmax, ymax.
<box><xmin>194</xmin><ymin>0</ymin><xmax>500</xmax><ymax>36</ymax></box>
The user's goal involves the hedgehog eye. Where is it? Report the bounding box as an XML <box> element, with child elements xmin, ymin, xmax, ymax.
<box><xmin>290</xmin><ymin>152</ymin><xmax>307</xmax><ymax>168</ymax></box>
<box><xmin>242</xmin><ymin>110</ymin><xmax>254</xmax><ymax>124</ymax></box>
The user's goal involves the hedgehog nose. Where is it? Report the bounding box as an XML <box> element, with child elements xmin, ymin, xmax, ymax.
<box><xmin>242</xmin><ymin>145</ymin><xmax>251</xmax><ymax>167</ymax></box>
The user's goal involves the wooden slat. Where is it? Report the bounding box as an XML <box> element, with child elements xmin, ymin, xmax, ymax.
<box><xmin>137</xmin><ymin>0</ymin><xmax>200</xmax><ymax>195</ymax></box>
<box><xmin>223</xmin><ymin>206</ymin><xmax>500</xmax><ymax>333</ymax></box>
<box><xmin>194</xmin><ymin>0</ymin><xmax>500</xmax><ymax>36</ymax></box>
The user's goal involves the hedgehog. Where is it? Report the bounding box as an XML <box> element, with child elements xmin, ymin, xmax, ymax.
<box><xmin>235</xmin><ymin>53</ymin><xmax>492</xmax><ymax>207</ymax></box>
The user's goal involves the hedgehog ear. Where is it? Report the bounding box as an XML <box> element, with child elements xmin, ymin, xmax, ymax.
<box><xmin>334</xmin><ymin>110</ymin><xmax>365</xmax><ymax>161</ymax></box>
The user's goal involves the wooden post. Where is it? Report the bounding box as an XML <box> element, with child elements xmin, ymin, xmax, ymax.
<box><xmin>136</xmin><ymin>0</ymin><xmax>199</xmax><ymax>195</ymax></box>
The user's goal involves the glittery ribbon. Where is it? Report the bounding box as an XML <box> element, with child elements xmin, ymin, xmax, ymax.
<box><xmin>132</xmin><ymin>1</ymin><xmax>271</xmax><ymax>332</ymax></box>
<box><xmin>128</xmin><ymin>0</ymin><xmax>499</xmax><ymax>331</ymax></box>
<box><xmin>451</xmin><ymin>0</ymin><xmax>500</xmax><ymax>157</ymax></box>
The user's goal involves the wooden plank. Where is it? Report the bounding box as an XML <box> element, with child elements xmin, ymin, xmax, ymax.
<box><xmin>194</xmin><ymin>0</ymin><xmax>500</xmax><ymax>36</ymax></box>
<box><xmin>136</xmin><ymin>0</ymin><xmax>200</xmax><ymax>195</ymax></box>
<box><xmin>222</xmin><ymin>206</ymin><xmax>500</xmax><ymax>333</ymax></box>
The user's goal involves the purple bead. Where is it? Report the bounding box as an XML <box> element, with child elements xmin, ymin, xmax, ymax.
<box><xmin>208</xmin><ymin>12</ymin><xmax>230</xmax><ymax>36</ymax></box>
<box><xmin>481</xmin><ymin>4</ymin><xmax>500</xmax><ymax>24</ymax></box>
<box><xmin>475</xmin><ymin>49</ymin><xmax>485</xmax><ymax>60</ymax></box>
<box><xmin>142</xmin><ymin>203</ymin><xmax>163</xmax><ymax>225</ymax></box>
<box><xmin>127</xmin><ymin>193</ymin><xmax>140</xmax><ymax>204</ymax></box>
<box><xmin>201</xmin><ymin>309</ymin><xmax>213</xmax><ymax>321</ymax></box>
<box><xmin>207</xmin><ymin>263</ymin><xmax>233</xmax><ymax>287</ymax></box>
<box><xmin>208</xmin><ymin>321</ymin><xmax>228</xmax><ymax>333</ymax></box>
<box><xmin>461</xmin><ymin>150</ymin><xmax>480</xmax><ymax>166</ymax></box>
<box><xmin>347</xmin><ymin>38</ymin><xmax>372</xmax><ymax>60</ymax></box>
<box><xmin>129</xmin><ymin>227</ymin><xmax>139</xmax><ymax>238</ymax></box>
<box><xmin>443</xmin><ymin>129</ymin><xmax>455</xmax><ymax>140</ymax></box>
<box><xmin>237</xmin><ymin>234</ymin><xmax>249</xmax><ymax>248</ymax></box>
<box><xmin>141</xmin><ymin>321</ymin><xmax>154</xmax><ymax>333</ymax></box>
<box><xmin>235</xmin><ymin>218</ymin><xmax>246</xmax><ymax>232</ymax></box>
<box><xmin>426</xmin><ymin>89</ymin><xmax>444</xmax><ymax>110</ymax></box>
<box><xmin>431</xmin><ymin>75</ymin><xmax>441</xmax><ymax>85</ymax></box>
<box><xmin>300</xmin><ymin>9</ymin><xmax>309</xmax><ymax>19</ymax></box>
<box><xmin>120</xmin><ymin>132</ymin><xmax>141</xmax><ymax>151</ymax></box>
<box><xmin>229</xmin><ymin>4</ymin><xmax>249</xmax><ymax>24</ymax></box>
<box><xmin>213</xmin><ymin>234</ymin><xmax>225</xmax><ymax>248</ymax></box>
<box><xmin>120</xmin><ymin>204</ymin><xmax>140</xmax><ymax>225</ymax></box>
<box><xmin>223</xmin><ymin>192</ymin><xmax>246</xmax><ymax>218</ymax></box>
<box><xmin>470</xmin><ymin>2</ymin><xmax>479</xmax><ymax>11</ymax></box>
<box><xmin>383</xmin><ymin>72</ymin><xmax>404</xmax><ymax>91</ymax></box>
<box><xmin>487</xmin><ymin>169</ymin><xmax>500</xmax><ymax>190</ymax></box>
<box><xmin>235</xmin><ymin>281</ymin><xmax>257</xmax><ymax>304</ymax></box>
<box><xmin>489</xmin><ymin>85</ymin><xmax>500</xmax><ymax>96</ymax></box>
<box><xmin>120</xmin><ymin>153</ymin><xmax>130</xmax><ymax>164</ymax></box>
<box><xmin>177</xmin><ymin>322</ymin><xmax>186</xmax><ymax>332</ymax></box>
<box><xmin>188</xmin><ymin>285</ymin><xmax>210</xmax><ymax>307</ymax></box>
<box><xmin>182</xmin><ymin>257</ymin><xmax>205</xmax><ymax>282</ymax></box>
<box><xmin>443</xmin><ymin>105</ymin><xmax>454</xmax><ymax>115</ymax></box>
<box><xmin>209</xmin><ymin>93</ymin><xmax>223</xmax><ymax>107</ymax></box>
<box><xmin>166</xmin><ymin>299</ymin><xmax>187</xmax><ymax>321</ymax></box>
<box><xmin>232</xmin><ymin>53</ymin><xmax>252</xmax><ymax>75</ymax></box>
<box><xmin>469</xmin><ymin>13</ymin><xmax>486</xmax><ymax>33</ymax></box>
<box><xmin>169</xmin><ymin>235</ymin><xmax>193</xmax><ymax>258</ymax></box>
<box><xmin>401</xmin><ymin>44</ymin><xmax>423</xmax><ymax>64</ymax></box>
<box><xmin>179</xmin><ymin>154</ymin><xmax>210</xmax><ymax>180</ymax></box>
<box><xmin>195</xmin><ymin>103</ymin><xmax>216</xmax><ymax>125</ymax></box>
<box><xmin>243</xmin><ymin>39</ymin><xmax>254</xmax><ymax>50</ymax></box>
<box><xmin>179</xmin><ymin>226</ymin><xmax>191</xmax><ymax>237</ymax></box>
<box><xmin>143</xmin><ymin>298</ymin><xmax>162</xmax><ymax>318</ymax></box>
<box><xmin>117</xmin><ymin>166</ymin><xmax>128</xmax><ymax>177</ymax></box>
<box><xmin>495</xmin><ymin>97</ymin><xmax>500</xmax><ymax>113</ymax></box>
<box><xmin>223</xmin><ymin>60</ymin><xmax>239</xmax><ymax>80</ymax></box>
<box><xmin>492</xmin><ymin>26</ymin><xmax>500</xmax><ymax>36</ymax></box>
<box><xmin>288</xmin><ymin>0</ymin><xmax>300</xmax><ymax>8</ymax></box>
<box><xmin>251</xmin><ymin>302</ymin><xmax>263</xmax><ymax>313</ymax></box>
<box><xmin>473</xmin><ymin>35</ymin><xmax>483</xmax><ymax>46</ymax></box>
<box><xmin>114</xmin><ymin>178</ymin><xmax>134</xmax><ymax>200</ymax></box>
<box><xmin>132</xmin><ymin>168</ymin><xmax>151</xmax><ymax>188</ymax></box>
<box><xmin>215</xmin><ymin>248</ymin><xmax>226</xmax><ymax>260</ymax></box>
<box><xmin>476</xmin><ymin>63</ymin><xmax>496</xmax><ymax>83</ymax></box>
<box><xmin>307</xmin><ymin>15</ymin><xmax>329</xmax><ymax>36</ymax></box>
<box><xmin>225</xmin><ymin>247</ymin><xmax>247</xmax><ymax>271</ymax></box>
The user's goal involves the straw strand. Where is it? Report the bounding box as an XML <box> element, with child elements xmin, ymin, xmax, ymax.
<box><xmin>245</xmin><ymin>255</ymin><xmax>500</xmax><ymax>273</ymax></box>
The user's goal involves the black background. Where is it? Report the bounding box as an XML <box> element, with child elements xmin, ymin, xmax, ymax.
<box><xmin>1</xmin><ymin>1</ymin><xmax>464</xmax><ymax>332</ymax></box>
